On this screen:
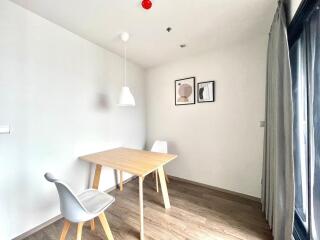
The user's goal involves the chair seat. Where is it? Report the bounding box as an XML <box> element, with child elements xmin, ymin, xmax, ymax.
<box><xmin>78</xmin><ymin>189</ymin><xmax>115</xmax><ymax>214</ymax></box>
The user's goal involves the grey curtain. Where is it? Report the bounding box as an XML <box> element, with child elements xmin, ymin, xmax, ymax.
<box><xmin>262</xmin><ymin>2</ymin><xmax>295</xmax><ymax>240</ymax></box>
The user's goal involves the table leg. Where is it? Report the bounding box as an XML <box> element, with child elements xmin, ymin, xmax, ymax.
<box><xmin>155</xmin><ymin>170</ymin><xmax>159</xmax><ymax>193</ymax></box>
<box><xmin>92</xmin><ymin>164</ymin><xmax>102</xmax><ymax>189</ymax></box>
<box><xmin>119</xmin><ymin>170</ymin><xmax>123</xmax><ymax>191</ymax></box>
<box><xmin>91</xmin><ymin>164</ymin><xmax>102</xmax><ymax>230</ymax></box>
<box><xmin>158</xmin><ymin>166</ymin><xmax>171</xmax><ymax>209</ymax></box>
<box><xmin>139</xmin><ymin>176</ymin><xmax>144</xmax><ymax>240</ymax></box>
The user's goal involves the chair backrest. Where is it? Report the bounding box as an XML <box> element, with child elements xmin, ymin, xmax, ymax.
<box><xmin>44</xmin><ymin>173</ymin><xmax>88</xmax><ymax>222</ymax></box>
<box><xmin>151</xmin><ymin>140</ymin><xmax>168</xmax><ymax>153</ymax></box>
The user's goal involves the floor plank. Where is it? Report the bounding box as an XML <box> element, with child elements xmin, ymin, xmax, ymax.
<box><xmin>23</xmin><ymin>177</ymin><xmax>272</xmax><ymax>240</ymax></box>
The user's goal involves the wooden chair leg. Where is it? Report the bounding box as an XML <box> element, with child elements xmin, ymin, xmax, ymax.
<box><xmin>155</xmin><ymin>170</ymin><xmax>159</xmax><ymax>192</ymax></box>
<box><xmin>90</xmin><ymin>219</ymin><xmax>95</xmax><ymax>231</ymax></box>
<box><xmin>165</xmin><ymin>172</ymin><xmax>170</xmax><ymax>183</ymax></box>
<box><xmin>77</xmin><ymin>222</ymin><xmax>84</xmax><ymax>240</ymax></box>
<box><xmin>59</xmin><ymin>220</ymin><xmax>71</xmax><ymax>240</ymax></box>
<box><xmin>98</xmin><ymin>212</ymin><xmax>114</xmax><ymax>240</ymax></box>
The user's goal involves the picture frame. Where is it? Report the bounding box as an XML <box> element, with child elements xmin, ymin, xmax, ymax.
<box><xmin>175</xmin><ymin>77</ymin><xmax>196</xmax><ymax>105</ymax></box>
<box><xmin>197</xmin><ymin>81</ymin><xmax>215</xmax><ymax>103</ymax></box>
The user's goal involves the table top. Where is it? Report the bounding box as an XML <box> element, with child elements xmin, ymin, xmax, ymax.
<box><xmin>80</xmin><ymin>147</ymin><xmax>177</xmax><ymax>177</ymax></box>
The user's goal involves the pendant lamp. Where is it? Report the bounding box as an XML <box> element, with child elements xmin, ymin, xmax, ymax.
<box><xmin>118</xmin><ymin>32</ymin><xmax>136</xmax><ymax>107</ymax></box>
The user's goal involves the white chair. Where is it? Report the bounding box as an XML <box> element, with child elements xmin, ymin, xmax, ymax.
<box><xmin>44</xmin><ymin>173</ymin><xmax>115</xmax><ymax>240</ymax></box>
<box><xmin>151</xmin><ymin>140</ymin><xmax>170</xmax><ymax>192</ymax></box>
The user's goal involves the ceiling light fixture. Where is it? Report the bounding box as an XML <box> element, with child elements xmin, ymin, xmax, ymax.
<box><xmin>118</xmin><ymin>32</ymin><xmax>136</xmax><ymax>107</ymax></box>
<box><xmin>141</xmin><ymin>0</ymin><xmax>152</xmax><ymax>10</ymax></box>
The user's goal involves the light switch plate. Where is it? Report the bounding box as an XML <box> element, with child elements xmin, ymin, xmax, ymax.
<box><xmin>0</xmin><ymin>125</ymin><xmax>10</xmax><ymax>134</ymax></box>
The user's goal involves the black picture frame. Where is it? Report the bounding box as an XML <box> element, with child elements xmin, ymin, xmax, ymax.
<box><xmin>175</xmin><ymin>77</ymin><xmax>196</xmax><ymax>106</ymax></box>
<box><xmin>197</xmin><ymin>81</ymin><xmax>215</xmax><ymax>103</ymax></box>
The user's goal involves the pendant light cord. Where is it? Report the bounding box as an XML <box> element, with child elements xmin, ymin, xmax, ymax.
<box><xmin>124</xmin><ymin>44</ymin><xmax>127</xmax><ymax>87</ymax></box>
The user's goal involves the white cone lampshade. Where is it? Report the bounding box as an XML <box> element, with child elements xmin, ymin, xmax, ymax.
<box><xmin>118</xmin><ymin>86</ymin><xmax>135</xmax><ymax>106</ymax></box>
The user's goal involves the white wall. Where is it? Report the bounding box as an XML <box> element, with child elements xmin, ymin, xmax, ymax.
<box><xmin>287</xmin><ymin>0</ymin><xmax>302</xmax><ymax>21</ymax></box>
<box><xmin>0</xmin><ymin>1</ymin><xmax>145</xmax><ymax>239</ymax></box>
<box><xmin>146</xmin><ymin>35</ymin><xmax>268</xmax><ymax>198</ymax></box>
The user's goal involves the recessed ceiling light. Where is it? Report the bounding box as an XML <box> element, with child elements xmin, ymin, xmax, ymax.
<box><xmin>166</xmin><ymin>27</ymin><xmax>172</xmax><ymax>32</ymax></box>
<box><xmin>180</xmin><ymin>44</ymin><xmax>187</xmax><ymax>48</ymax></box>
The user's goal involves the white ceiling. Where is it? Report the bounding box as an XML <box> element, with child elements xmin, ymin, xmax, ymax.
<box><xmin>11</xmin><ymin>0</ymin><xmax>276</xmax><ymax>68</ymax></box>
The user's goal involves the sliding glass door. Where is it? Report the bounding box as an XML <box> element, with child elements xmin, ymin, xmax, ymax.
<box><xmin>291</xmin><ymin>30</ymin><xmax>309</xmax><ymax>240</ymax></box>
<box><xmin>290</xmin><ymin>3</ymin><xmax>320</xmax><ymax>239</ymax></box>
<box><xmin>307</xmin><ymin>7</ymin><xmax>320</xmax><ymax>239</ymax></box>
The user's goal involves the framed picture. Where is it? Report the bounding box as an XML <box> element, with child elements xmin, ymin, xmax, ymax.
<box><xmin>175</xmin><ymin>77</ymin><xmax>195</xmax><ymax>105</ymax></box>
<box><xmin>197</xmin><ymin>81</ymin><xmax>215</xmax><ymax>103</ymax></box>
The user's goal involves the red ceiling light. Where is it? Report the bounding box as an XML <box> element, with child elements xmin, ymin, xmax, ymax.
<box><xmin>141</xmin><ymin>0</ymin><xmax>152</xmax><ymax>10</ymax></box>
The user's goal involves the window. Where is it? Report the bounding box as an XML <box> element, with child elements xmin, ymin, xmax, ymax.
<box><xmin>290</xmin><ymin>31</ymin><xmax>309</xmax><ymax>240</ymax></box>
<box><xmin>289</xmin><ymin>1</ymin><xmax>320</xmax><ymax>239</ymax></box>
<box><xmin>291</xmin><ymin>35</ymin><xmax>309</xmax><ymax>226</ymax></box>
<box><xmin>307</xmin><ymin>7</ymin><xmax>320</xmax><ymax>239</ymax></box>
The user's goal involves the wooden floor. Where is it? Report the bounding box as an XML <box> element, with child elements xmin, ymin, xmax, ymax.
<box><xmin>24</xmin><ymin>177</ymin><xmax>273</xmax><ymax>240</ymax></box>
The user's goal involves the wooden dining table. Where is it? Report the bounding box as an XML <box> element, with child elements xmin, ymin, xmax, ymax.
<box><xmin>80</xmin><ymin>147</ymin><xmax>177</xmax><ymax>240</ymax></box>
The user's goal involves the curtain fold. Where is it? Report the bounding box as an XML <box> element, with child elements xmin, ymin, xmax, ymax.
<box><xmin>262</xmin><ymin>2</ymin><xmax>295</xmax><ymax>240</ymax></box>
